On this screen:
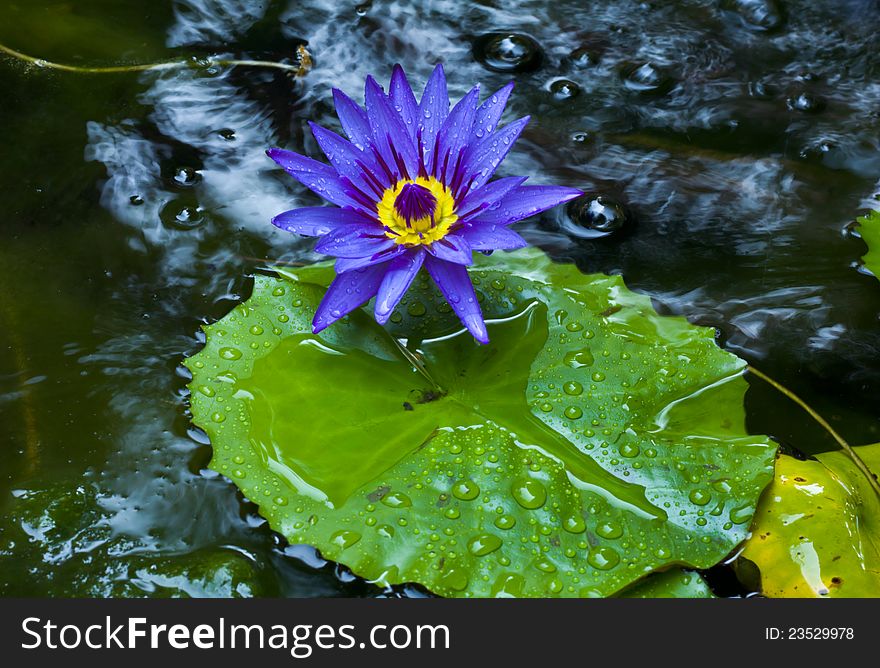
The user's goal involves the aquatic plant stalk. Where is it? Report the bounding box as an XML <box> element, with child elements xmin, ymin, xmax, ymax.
<box><xmin>0</xmin><ymin>42</ymin><xmax>311</xmax><ymax>76</ymax></box>
<box><xmin>747</xmin><ymin>365</ymin><xmax>880</xmax><ymax>499</ymax></box>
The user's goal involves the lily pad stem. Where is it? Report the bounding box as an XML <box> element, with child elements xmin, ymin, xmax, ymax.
<box><xmin>747</xmin><ymin>365</ymin><xmax>880</xmax><ymax>499</ymax></box>
<box><xmin>0</xmin><ymin>42</ymin><xmax>311</xmax><ymax>76</ymax></box>
<box><xmin>387</xmin><ymin>335</ymin><xmax>444</xmax><ymax>393</ymax></box>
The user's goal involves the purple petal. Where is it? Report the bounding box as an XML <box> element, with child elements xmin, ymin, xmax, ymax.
<box><xmin>309</xmin><ymin>122</ymin><xmax>387</xmax><ymax>196</ymax></box>
<box><xmin>266</xmin><ymin>148</ymin><xmax>367</xmax><ymax>211</ymax></box>
<box><xmin>472</xmin><ymin>81</ymin><xmax>515</xmax><ymax>140</ymax></box>
<box><xmin>272</xmin><ymin>207</ymin><xmax>375</xmax><ymax>236</ymax></box>
<box><xmin>459</xmin><ymin>116</ymin><xmax>530</xmax><ymax>191</ymax></box>
<box><xmin>364</xmin><ymin>76</ymin><xmax>420</xmax><ymax>180</ymax></box>
<box><xmin>433</xmin><ymin>85</ymin><xmax>480</xmax><ymax>182</ymax></box>
<box><xmin>374</xmin><ymin>249</ymin><xmax>425</xmax><ymax>324</ymax></box>
<box><xmin>336</xmin><ymin>245</ymin><xmax>406</xmax><ymax>273</ymax></box>
<box><xmin>426</xmin><ymin>234</ymin><xmax>472</xmax><ymax>265</ymax></box>
<box><xmin>418</xmin><ymin>64</ymin><xmax>450</xmax><ymax>170</ymax></box>
<box><xmin>456</xmin><ymin>222</ymin><xmax>528</xmax><ymax>250</ymax></box>
<box><xmin>457</xmin><ymin>175</ymin><xmax>527</xmax><ymax>219</ymax></box>
<box><xmin>313</xmin><ymin>263</ymin><xmax>388</xmax><ymax>334</ymax></box>
<box><xmin>424</xmin><ymin>255</ymin><xmax>488</xmax><ymax>344</ymax></box>
<box><xmin>314</xmin><ymin>224</ymin><xmax>395</xmax><ymax>258</ymax></box>
<box><xmin>332</xmin><ymin>89</ymin><xmax>373</xmax><ymax>152</ymax></box>
<box><xmin>469</xmin><ymin>185</ymin><xmax>583</xmax><ymax>225</ymax></box>
<box><xmin>389</xmin><ymin>64</ymin><xmax>420</xmax><ymax>143</ymax></box>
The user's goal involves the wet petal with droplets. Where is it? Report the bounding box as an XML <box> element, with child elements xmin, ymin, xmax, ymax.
<box><xmin>457</xmin><ymin>222</ymin><xmax>528</xmax><ymax>250</ymax></box>
<box><xmin>314</xmin><ymin>224</ymin><xmax>395</xmax><ymax>258</ymax></box>
<box><xmin>374</xmin><ymin>249</ymin><xmax>425</xmax><ymax>324</ymax></box>
<box><xmin>424</xmin><ymin>255</ymin><xmax>487</xmax><ymax>343</ymax></box>
<box><xmin>312</xmin><ymin>263</ymin><xmax>387</xmax><ymax>333</ymax></box>
<box><xmin>470</xmin><ymin>185</ymin><xmax>583</xmax><ymax>226</ymax></box>
<box><xmin>272</xmin><ymin>207</ymin><xmax>375</xmax><ymax>237</ymax></box>
<box><xmin>266</xmin><ymin>148</ymin><xmax>368</xmax><ymax>212</ymax></box>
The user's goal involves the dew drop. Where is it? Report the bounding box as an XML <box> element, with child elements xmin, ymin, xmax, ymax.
<box><xmin>564</xmin><ymin>348</ymin><xmax>594</xmax><ymax>368</ymax></box>
<box><xmin>381</xmin><ymin>491</ymin><xmax>412</xmax><ymax>508</ymax></box>
<box><xmin>712</xmin><ymin>480</ymin><xmax>732</xmax><ymax>494</ymax></box>
<box><xmin>440</xmin><ymin>567</ymin><xmax>469</xmax><ymax>591</ymax></box>
<box><xmin>595</xmin><ymin>521</ymin><xmax>623</xmax><ymax>539</ymax></box>
<box><xmin>407</xmin><ymin>301</ymin><xmax>426</xmax><ymax>316</ymax></box>
<box><xmin>512</xmin><ymin>478</ymin><xmax>547</xmax><ymax>509</ymax></box>
<box><xmin>563</xmin><ymin>381</ymin><xmax>583</xmax><ymax>396</ymax></box>
<box><xmin>619</xmin><ymin>443</ymin><xmax>640</xmax><ymax>458</ymax></box>
<box><xmin>587</xmin><ymin>546</ymin><xmax>620</xmax><ymax>570</ymax></box>
<box><xmin>468</xmin><ymin>534</ymin><xmax>502</xmax><ymax>556</ymax></box>
<box><xmin>729</xmin><ymin>503</ymin><xmax>753</xmax><ymax>525</ymax></box>
<box><xmin>535</xmin><ymin>558</ymin><xmax>557</xmax><ymax>573</ymax></box>
<box><xmin>330</xmin><ymin>530</ymin><xmax>362</xmax><ymax>549</ymax></box>
<box><xmin>564</xmin><ymin>406</ymin><xmax>583</xmax><ymax>420</ymax></box>
<box><xmin>688</xmin><ymin>489</ymin><xmax>712</xmax><ymax>506</ymax></box>
<box><xmin>563</xmin><ymin>514</ymin><xmax>586</xmax><ymax>533</ymax></box>
<box><xmin>452</xmin><ymin>480</ymin><xmax>480</xmax><ymax>501</ymax></box>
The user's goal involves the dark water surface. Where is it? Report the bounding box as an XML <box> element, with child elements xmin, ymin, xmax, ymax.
<box><xmin>1</xmin><ymin>0</ymin><xmax>878</xmax><ymax>596</ymax></box>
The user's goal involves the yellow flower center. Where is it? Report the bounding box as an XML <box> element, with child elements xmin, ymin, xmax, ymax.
<box><xmin>377</xmin><ymin>176</ymin><xmax>458</xmax><ymax>246</ymax></box>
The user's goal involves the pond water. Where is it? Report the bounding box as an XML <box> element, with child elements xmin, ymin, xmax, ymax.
<box><xmin>1</xmin><ymin>0</ymin><xmax>878</xmax><ymax>596</ymax></box>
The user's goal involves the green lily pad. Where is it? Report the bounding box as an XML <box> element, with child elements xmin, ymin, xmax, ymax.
<box><xmin>185</xmin><ymin>248</ymin><xmax>776</xmax><ymax>597</ymax></box>
<box><xmin>856</xmin><ymin>209</ymin><xmax>880</xmax><ymax>279</ymax></box>
<box><xmin>619</xmin><ymin>569</ymin><xmax>715</xmax><ymax>598</ymax></box>
<box><xmin>736</xmin><ymin>445</ymin><xmax>880</xmax><ymax>597</ymax></box>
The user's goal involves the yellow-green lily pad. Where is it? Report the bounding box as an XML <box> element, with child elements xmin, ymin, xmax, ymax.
<box><xmin>737</xmin><ymin>445</ymin><xmax>880</xmax><ymax>597</ymax></box>
<box><xmin>856</xmin><ymin>209</ymin><xmax>880</xmax><ymax>280</ymax></box>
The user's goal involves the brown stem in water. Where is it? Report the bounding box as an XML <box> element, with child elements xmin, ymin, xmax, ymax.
<box><xmin>747</xmin><ymin>365</ymin><xmax>880</xmax><ymax>499</ymax></box>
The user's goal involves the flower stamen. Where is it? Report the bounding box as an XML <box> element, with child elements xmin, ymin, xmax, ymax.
<box><xmin>395</xmin><ymin>183</ymin><xmax>437</xmax><ymax>226</ymax></box>
<box><xmin>377</xmin><ymin>176</ymin><xmax>458</xmax><ymax>246</ymax></box>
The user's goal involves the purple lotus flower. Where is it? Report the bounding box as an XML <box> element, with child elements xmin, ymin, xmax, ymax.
<box><xmin>267</xmin><ymin>64</ymin><xmax>581</xmax><ymax>344</ymax></box>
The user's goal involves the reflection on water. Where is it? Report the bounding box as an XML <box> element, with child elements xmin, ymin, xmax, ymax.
<box><xmin>1</xmin><ymin>0</ymin><xmax>879</xmax><ymax>596</ymax></box>
<box><xmin>168</xmin><ymin>0</ymin><xmax>268</xmax><ymax>48</ymax></box>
